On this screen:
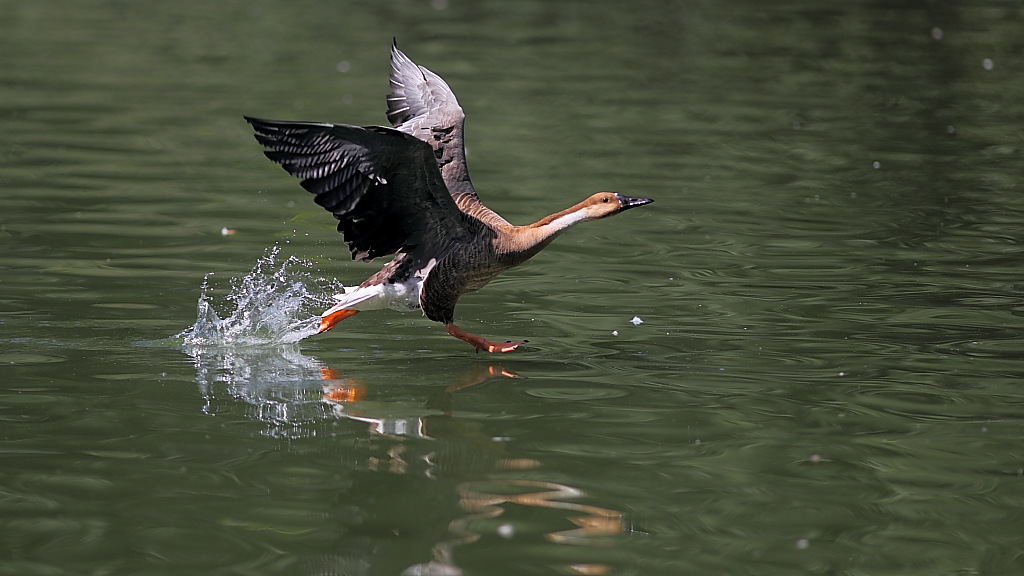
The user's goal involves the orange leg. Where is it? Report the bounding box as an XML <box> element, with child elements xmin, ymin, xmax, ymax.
<box><xmin>445</xmin><ymin>324</ymin><xmax>526</xmax><ymax>353</ymax></box>
<box><xmin>318</xmin><ymin>309</ymin><xmax>360</xmax><ymax>333</ymax></box>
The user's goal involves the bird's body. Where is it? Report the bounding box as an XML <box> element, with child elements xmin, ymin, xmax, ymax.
<box><xmin>246</xmin><ymin>43</ymin><xmax>652</xmax><ymax>352</ymax></box>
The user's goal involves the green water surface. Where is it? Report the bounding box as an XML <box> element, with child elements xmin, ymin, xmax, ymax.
<box><xmin>2</xmin><ymin>1</ymin><xmax>1023</xmax><ymax>575</ymax></box>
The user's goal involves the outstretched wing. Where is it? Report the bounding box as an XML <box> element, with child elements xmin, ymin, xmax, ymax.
<box><xmin>245</xmin><ymin>116</ymin><xmax>475</xmax><ymax>262</ymax></box>
<box><xmin>387</xmin><ymin>41</ymin><xmax>476</xmax><ymax>198</ymax></box>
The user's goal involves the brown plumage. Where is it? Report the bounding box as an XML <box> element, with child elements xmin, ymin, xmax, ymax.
<box><xmin>245</xmin><ymin>42</ymin><xmax>652</xmax><ymax>353</ymax></box>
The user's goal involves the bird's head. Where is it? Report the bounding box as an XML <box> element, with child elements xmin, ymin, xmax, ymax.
<box><xmin>580</xmin><ymin>192</ymin><xmax>654</xmax><ymax>220</ymax></box>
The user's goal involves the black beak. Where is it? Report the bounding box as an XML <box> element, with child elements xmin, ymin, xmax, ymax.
<box><xmin>616</xmin><ymin>194</ymin><xmax>654</xmax><ymax>211</ymax></box>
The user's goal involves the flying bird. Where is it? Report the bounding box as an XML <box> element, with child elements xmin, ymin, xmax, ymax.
<box><xmin>245</xmin><ymin>43</ymin><xmax>652</xmax><ymax>353</ymax></box>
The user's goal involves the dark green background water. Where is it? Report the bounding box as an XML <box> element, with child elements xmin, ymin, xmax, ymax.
<box><xmin>2</xmin><ymin>1</ymin><xmax>1023</xmax><ymax>574</ymax></box>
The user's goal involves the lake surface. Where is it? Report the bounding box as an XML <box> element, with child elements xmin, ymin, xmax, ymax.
<box><xmin>3</xmin><ymin>1</ymin><xmax>1024</xmax><ymax>574</ymax></box>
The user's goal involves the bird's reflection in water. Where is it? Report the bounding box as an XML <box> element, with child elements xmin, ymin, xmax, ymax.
<box><xmin>181</xmin><ymin>344</ymin><xmax>627</xmax><ymax>575</ymax></box>
<box><xmin>186</xmin><ymin>343</ymin><xmax>343</xmax><ymax>438</ymax></box>
<box><xmin>452</xmin><ymin>480</ymin><xmax>625</xmax><ymax>575</ymax></box>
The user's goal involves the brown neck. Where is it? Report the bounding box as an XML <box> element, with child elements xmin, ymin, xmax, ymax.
<box><xmin>498</xmin><ymin>199</ymin><xmax>595</xmax><ymax>256</ymax></box>
<box><xmin>525</xmin><ymin>199</ymin><xmax>592</xmax><ymax>230</ymax></box>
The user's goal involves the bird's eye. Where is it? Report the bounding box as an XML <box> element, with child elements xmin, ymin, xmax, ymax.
<box><xmin>602</xmin><ymin>197</ymin><xmax>610</xmax><ymax>203</ymax></box>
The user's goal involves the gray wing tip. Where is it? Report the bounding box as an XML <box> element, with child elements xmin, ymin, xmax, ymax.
<box><xmin>390</xmin><ymin>39</ymin><xmax>418</xmax><ymax>78</ymax></box>
<box><xmin>386</xmin><ymin>42</ymin><xmax>464</xmax><ymax>130</ymax></box>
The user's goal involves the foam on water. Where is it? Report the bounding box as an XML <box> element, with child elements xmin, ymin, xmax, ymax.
<box><xmin>177</xmin><ymin>245</ymin><xmax>344</xmax><ymax>348</ymax></box>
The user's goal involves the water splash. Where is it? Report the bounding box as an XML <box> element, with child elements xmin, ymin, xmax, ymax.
<box><xmin>177</xmin><ymin>245</ymin><xmax>344</xmax><ymax>347</ymax></box>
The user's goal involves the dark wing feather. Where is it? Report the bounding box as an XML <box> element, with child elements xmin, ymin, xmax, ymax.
<box><xmin>245</xmin><ymin>116</ymin><xmax>474</xmax><ymax>263</ymax></box>
<box><xmin>387</xmin><ymin>41</ymin><xmax>476</xmax><ymax>197</ymax></box>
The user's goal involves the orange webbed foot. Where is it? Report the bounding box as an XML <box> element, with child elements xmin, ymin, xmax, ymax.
<box><xmin>483</xmin><ymin>340</ymin><xmax>526</xmax><ymax>353</ymax></box>
<box><xmin>318</xmin><ymin>309</ymin><xmax>360</xmax><ymax>333</ymax></box>
<box><xmin>445</xmin><ymin>324</ymin><xmax>527</xmax><ymax>353</ymax></box>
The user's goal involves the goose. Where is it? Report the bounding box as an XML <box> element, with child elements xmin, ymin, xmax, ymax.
<box><xmin>245</xmin><ymin>43</ymin><xmax>652</xmax><ymax>353</ymax></box>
